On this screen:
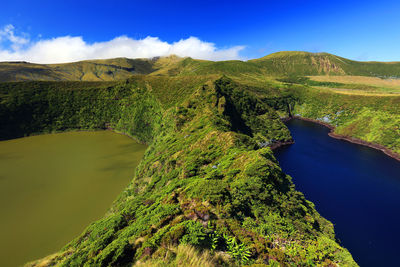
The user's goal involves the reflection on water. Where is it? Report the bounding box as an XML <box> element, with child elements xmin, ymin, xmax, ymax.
<box><xmin>0</xmin><ymin>131</ymin><xmax>147</xmax><ymax>267</ymax></box>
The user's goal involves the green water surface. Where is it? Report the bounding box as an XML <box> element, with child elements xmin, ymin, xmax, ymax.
<box><xmin>0</xmin><ymin>131</ymin><xmax>147</xmax><ymax>267</ymax></box>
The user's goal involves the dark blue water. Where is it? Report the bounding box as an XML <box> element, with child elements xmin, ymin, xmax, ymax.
<box><xmin>274</xmin><ymin>119</ymin><xmax>400</xmax><ymax>267</ymax></box>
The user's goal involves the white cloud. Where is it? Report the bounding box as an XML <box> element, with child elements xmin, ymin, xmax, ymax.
<box><xmin>0</xmin><ymin>25</ymin><xmax>245</xmax><ymax>63</ymax></box>
<box><xmin>0</xmin><ymin>24</ymin><xmax>30</xmax><ymax>50</ymax></box>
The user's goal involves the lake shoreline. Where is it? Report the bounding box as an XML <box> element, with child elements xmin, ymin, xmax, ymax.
<box><xmin>274</xmin><ymin>118</ymin><xmax>400</xmax><ymax>267</ymax></box>
<box><xmin>105</xmin><ymin>126</ymin><xmax>146</xmax><ymax>145</ymax></box>
<box><xmin>0</xmin><ymin>131</ymin><xmax>147</xmax><ymax>267</ymax></box>
<box><xmin>1</xmin><ymin>127</ymin><xmax>147</xmax><ymax>146</ymax></box>
<box><xmin>282</xmin><ymin>116</ymin><xmax>400</xmax><ymax>162</ymax></box>
<box><xmin>269</xmin><ymin>139</ymin><xmax>295</xmax><ymax>150</ymax></box>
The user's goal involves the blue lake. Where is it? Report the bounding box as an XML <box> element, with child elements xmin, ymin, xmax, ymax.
<box><xmin>274</xmin><ymin>119</ymin><xmax>400</xmax><ymax>267</ymax></box>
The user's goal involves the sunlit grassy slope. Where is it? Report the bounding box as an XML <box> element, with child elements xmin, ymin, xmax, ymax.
<box><xmin>0</xmin><ymin>58</ymin><xmax>155</xmax><ymax>82</ymax></box>
<box><xmin>250</xmin><ymin>51</ymin><xmax>400</xmax><ymax>77</ymax></box>
<box><xmin>2</xmin><ymin>51</ymin><xmax>400</xmax><ymax>82</ymax></box>
<box><xmin>308</xmin><ymin>75</ymin><xmax>400</xmax><ymax>95</ymax></box>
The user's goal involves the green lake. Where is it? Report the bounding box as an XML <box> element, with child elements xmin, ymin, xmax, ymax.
<box><xmin>0</xmin><ymin>131</ymin><xmax>147</xmax><ymax>267</ymax></box>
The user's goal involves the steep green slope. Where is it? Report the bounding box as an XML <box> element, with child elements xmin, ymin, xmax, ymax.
<box><xmin>0</xmin><ymin>80</ymin><xmax>160</xmax><ymax>142</ymax></box>
<box><xmin>249</xmin><ymin>52</ymin><xmax>347</xmax><ymax>76</ymax></box>
<box><xmin>250</xmin><ymin>51</ymin><xmax>400</xmax><ymax>77</ymax></box>
<box><xmin>289</xmin><ymin>85</ymin><xmax>400</xmax><ymax>155</ymax></box>
<box><xmin>0</xmin><ymin>77</ymin><xmax>356</xmax><ymax>266</ymax></box>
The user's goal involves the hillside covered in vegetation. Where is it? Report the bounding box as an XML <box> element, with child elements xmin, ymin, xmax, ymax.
<box><xmin>2</xmin><ymin>51</ymin><xmax>400</xmax><ymax>266</ymax></box>
<box><xmin>1</xmin><ymin>75</ymin><xmax>358</xmax><ymax>266</ymax></box>
<box><xmin>2</xmin><ymin>51</ymin><xmax>400</xmax><ymax>82</ymax></box>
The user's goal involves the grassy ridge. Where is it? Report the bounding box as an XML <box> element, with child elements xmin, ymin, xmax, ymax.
<box><xmin>250</xmin><ymin>51</ymin><xmax>400</xmax><ymax>77</ymax></box>
<box><xmin>3</xmin><ymin>51</ymin><xmax>400</xmax><ymax>83</ymax></box>
<box><xmin>1</xmin><ymin>78</ymin><xmax>356</xmax><ymax>266</ymax></box>
<box><xmin>150</xmin><ymin>51</ymin><xmax>400</xmax><ymax>78</ymax></box>
<box><xmin>0</xmin><ymin>58</ymin><xmax>155</xmax><ymax>82</ymax></box>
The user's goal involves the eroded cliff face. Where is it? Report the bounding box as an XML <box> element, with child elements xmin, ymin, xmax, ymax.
<box><xmin>15</xmin><ymin>77</ymin><xmax>356</xmax><ymax>266</ymax></box>
<box><xmin>310</xmin><ymin>55</ymin><xmax>346</xmax><ymax>75</ymax></box>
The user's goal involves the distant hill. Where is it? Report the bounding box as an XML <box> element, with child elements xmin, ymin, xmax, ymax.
<box><xmin>249</xmin><ymin>51</ymin><xmax>400</xmax><ymax>77</ymax></box>
<box><xmin>0</xmin><ymin>58</ymin><xmax>155</xmax><ymax>82</ymax></box>
<box><xmin>1</xmin><ymin>51</ymin><xmax>400</xmax><ymax>82</ymax></box>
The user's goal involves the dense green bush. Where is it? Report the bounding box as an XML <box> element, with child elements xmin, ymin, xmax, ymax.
<box><xmin>0</xmin><ymin>81</ymin><xmax>162</xmax><ymax>143</ymax></box>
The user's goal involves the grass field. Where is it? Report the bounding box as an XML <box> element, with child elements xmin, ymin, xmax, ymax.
<box><xmin>312</xmin><ymin>87</ymin><xmax>400</xmax><ymax>96</ymax></box>
<box><xmin>308</xmin><ymin>75</ymin><xmax>400</xmax><ymax>95</ymax></box>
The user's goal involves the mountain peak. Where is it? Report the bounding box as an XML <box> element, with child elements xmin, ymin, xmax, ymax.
<box><xmin>251</xmin><ymin>51</ymin><xmax>334</xmax><ymax>62</ymax></box>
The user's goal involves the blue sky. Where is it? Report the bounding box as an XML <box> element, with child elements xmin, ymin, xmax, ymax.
<box><xmin>1</xmin><ymin>0</ymin><xmax>400</xmax><ymax>63</ymax></box>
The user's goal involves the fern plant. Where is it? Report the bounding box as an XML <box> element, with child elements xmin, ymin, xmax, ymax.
<box><xmin>209</xmin><ymin>232</ymin><xmax>221</xmax><ymax>252</ymax></box>
<box><xmin>223</xmin><ymin>234</ymin><xmax>251</xmax><ymax>265</ymax></box>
